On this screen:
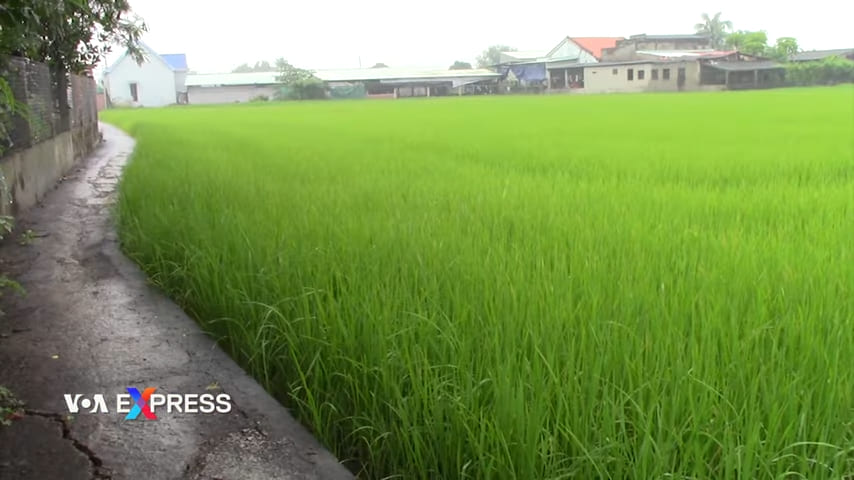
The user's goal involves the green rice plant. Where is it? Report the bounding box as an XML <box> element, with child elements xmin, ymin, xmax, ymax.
<box><xmin>102</xmin><ymin>86</ymin><xmax>854</xmax><ymax>479</ymax></box>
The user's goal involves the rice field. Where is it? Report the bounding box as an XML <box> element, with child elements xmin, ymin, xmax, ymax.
<box><xmin>102</xmin><ymin>87</ymin><xmax>854</xmax><ymax>479</ymax></box>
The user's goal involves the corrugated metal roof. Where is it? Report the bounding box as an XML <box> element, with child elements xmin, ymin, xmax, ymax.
<box><xmin>629</xmin><ymin>34</ymin><xmax>710</xmax><ymax>41</ymax></box>
<box><xmin>186</xmin><ymin>68</ymin><xmax>501</xmax><ymax>87</ymax></box>
<box><xmin>790</xmin><ymin>48</ymin><xmax>854</xmax><ymax>62</ymax></box>
<box><xmin>187</xmin><ymin>72</ymin><xmax>279</xmax><ymax>86</ymax></box>
<box><xmin>637</xmin><ymin>49</ymin><xmax>733</xmax><ymax>58</ymax></box>
<box><xmin>104</xmin><ymin>43</ymin><xmax>187</xmax><ymax>73</ymax></box>
<box><xmin>583</xmin><ymin>59</ymin><xmax>685</xmax><ymax>68</ymax></box>
<box><xmin>501</xmin><ymin>50</ymin><xmax>549</xmax><ymax>61</ymax></box>
<box><xmin>705</xmin><ymin>61</ymin><xmax>784</xmax><ymax>72</ymax></box>
<box><xmin>317</xmin><ymin>67</ymin><xmax>501</xmax><ymax>82</ymax></box>
<box><xmin>160</xmin><ymin>54</ymin><xmax>188</xmax><ymax>70</ymax></box>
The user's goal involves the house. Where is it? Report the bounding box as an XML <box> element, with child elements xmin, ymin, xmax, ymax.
<box><xmin>582</xmin><ymin>59</ymin><xmax>704</xmax><ymax>93</ymax></box>
<box><xmin>601</xmin><ymin>34</ymin><xmax>712</xmax><ymax>62</ymax></box>
<box><xmin>184</xmin><ymin>67</ymin><xmax>502</xmax><ymax>104</ymax></box>
<box><xmin>496</xmin><ymin>37</ymin><xmax>623</xmax><ymax>91</ymax></box>
<box><xmin>789</xmin><ymin>48</ymin><xmax>854</xmax><ymax>62</ymax></box>
<box><xmin>103</xmin><ymin>43</ymin><xmax>188</xmax><ymax>107</ymax></box>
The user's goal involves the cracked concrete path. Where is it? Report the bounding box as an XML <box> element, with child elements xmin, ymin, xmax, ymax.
<box><xmin>0</xmin><ymin>124</ymin><xmax>354</xmax><ymax>480</ymax></box>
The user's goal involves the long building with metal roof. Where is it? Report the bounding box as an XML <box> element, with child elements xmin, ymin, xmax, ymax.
<box><xmin>184</xmin><ymin>67</ymin><xmax>502</xmax><ymax>104</ymax></box>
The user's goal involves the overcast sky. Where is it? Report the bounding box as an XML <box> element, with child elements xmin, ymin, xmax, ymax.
<box><xmin>100</xmin><ymin>0</ymin><xmax>854</xmax><ymax>74</ymax></box>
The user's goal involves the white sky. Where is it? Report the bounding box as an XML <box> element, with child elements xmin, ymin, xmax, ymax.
<box><xmin>99</xmin><ymin>0</ymin><xmax>854</xmax><ymax>74</ymax></box>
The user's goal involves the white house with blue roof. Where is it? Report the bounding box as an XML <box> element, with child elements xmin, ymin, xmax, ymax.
<box><xmin>103</xmin><ymin>42</ymin><xmax>188</xmax><ymax>107</ymax></box>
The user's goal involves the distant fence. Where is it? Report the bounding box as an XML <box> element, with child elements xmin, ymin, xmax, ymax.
<box><xmin>1</xmin><ymin>56</ymin><xmax>99</xmax><ymax>161</ymax></box>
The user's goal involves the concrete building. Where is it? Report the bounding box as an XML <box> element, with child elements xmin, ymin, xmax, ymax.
<box><xmin>103</xmin><ymin>43</ymin><xmax>188</xmax><ymax>107</ymax></box>
<box><xmin>185</xmin><ymin>68</ymin><xmax>501</xmax><ymax>104</ymax></box>
<box><xmin>580</xmin><ymin>50</ymin><xmax>785</xmax><ymax>94</ymax></box>
<box><xmin>185</xmin><ymin>72</ymin><xmax>279</xmax><ymax>104</ymax></box>
<box><xmin>582</xmin><ymin>60</ymin><xmax>704</xmax><ymax>93</ymax></box>
<box><xmin>496</xmin><ymin>37</ymin><xmax>623</xmax><ymax>91</ymax></box>
<box><xmin>601</xmin><ymin>34</ymin><xmax>712</xmax><ymax>62</ymax></box>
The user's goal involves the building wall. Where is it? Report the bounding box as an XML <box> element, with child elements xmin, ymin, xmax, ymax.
<box><xmin>601</xmin><ymin>38</ymin><xmax>711</xmax><ymax>62</ymax></box>
<box><xmin>105</xmin><ymin>56</ymin><xmax>177</xmax><ymax>107</ymax></box>
<box><xmin>187</xmin><ymin>85</ymin><xmax>280</xmax><ymax>104</ymax></box>
<box><xmin>583</xmin><ymin>61</ymin><xmax>702</xmax><ymax>93</ymax></box>
<box><xmin>174</xmin><ymin>71</ymin><xmax>187</xmax><ymax>93</ymax></box>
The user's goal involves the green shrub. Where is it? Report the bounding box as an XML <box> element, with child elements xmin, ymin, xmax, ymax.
<box><xmin>785</xmin><ymin>55</ymin><xmax>854</xmax><ymax>86</ymax></box>
<box><xmin>274</xmin><ymin>79</ymin><xmax>328</xmax><ymax>101</ymax></box>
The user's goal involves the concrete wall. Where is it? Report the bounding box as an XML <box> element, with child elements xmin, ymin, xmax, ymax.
<box><xmin>174</xmin><ymin>71</ymin><xmax>188</xmax><ymax>93</ymax></box>
<box><xmin>583</xmin><ymin>61</ymin><xmax>702</xmax><ymax>93</ymax></box>
<box><xmin>106</xmin><ymin>55</ymin><xmax>177</xmax><ymax>107</ymax></box>
<box><xmin>0</xmin><ymin>132</ymin><xmax>75</xmax><ymax>216</ymax></box>
<box><xmin>601</xmin><ymin>38</ymin><xmax>711</xmax><ymax>62</ymax></box>
<box><xmin>188</xmin><ymin>85</ymin><xmax>279</xmax><ymax>104</ymax></box>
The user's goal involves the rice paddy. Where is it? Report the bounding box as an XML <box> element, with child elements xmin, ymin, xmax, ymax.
<box><xmin>102</xmin><ymin>86</ymin><xmax>854</xmax><ymax>479</ymax></box>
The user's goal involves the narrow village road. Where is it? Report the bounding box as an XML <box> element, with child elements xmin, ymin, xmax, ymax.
<box><xmin>0</xmin><ymin>123</ymin><xmax>353</xmax><ymax>480</ymax></box>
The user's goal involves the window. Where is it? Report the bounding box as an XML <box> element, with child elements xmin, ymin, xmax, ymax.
<box><xmin>663</xmin><ymin>68</ymin><xmax>671</xmax><ymax>80</ymax></box>
<box><xmin>612</xmin><ymin>68</ymin><xmax>618</xmax><ymax>75</ymax></box>
<box><xmin>638</xmin><ymin>70</ymin><xmax>645</xmax><ymax>80</ymax></box>
<box><xmin>627</xmin><ymin>68</ymin><xmax>634</xmax><ymax>81</ymax></box>
<box><xmin>129</xmin><ymin>82</ymin><xmax>139</xmax><ymax>102</ymax></box>
<box><xmin>651</xmin><ymin>69</ymin><xmax>659</xmax><ymax>80</ymax></box>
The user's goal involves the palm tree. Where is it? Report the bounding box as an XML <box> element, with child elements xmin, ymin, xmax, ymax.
<box><xmin>695</xmin><ymin>12</ymin><xmax>733</xmax><ymax>49</ymax></box>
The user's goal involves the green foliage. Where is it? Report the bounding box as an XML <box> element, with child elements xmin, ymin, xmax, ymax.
<box><xmin>765</xmin><ymin>37</ymin><xmax>800</xmax><ymax>61</ymax></box>
<box><xmin>0</xmin><ymin>216</ymin><xmax>13</xmax><ymax>241</ymax></box>
<box><xmin>0</xmin><ymin>385</ymin><xmax>25</xmax><ymax>426</ymax></box>
<box><xmin>694</xmin><ymin>12</ymin><xmax>733</xmax><ymax>49</ymax></box>
<box><xmin>329</xmin><ymin>83</ymin><xmax>366</xmax><ymax>99</ymax></box>
<box><xmin>726</xmin><ymin>30</ymin><xmax>769</xmax><ymax>56</ymax></box>
<box><xmin>476</xmin><ymin>45</ymin><xmax>516</xmax><ymax>68</ymax></box>
<box><xmin>104</xmin><ymin>87</ymin><xmax>854</xmax><ymax>479</ymax></box>
<box><xmin>0</xmin><ymin>271</ymin><xmax>25</xmax><ymax>318</ymax></box>
<box><xmin>785</xmin><ymin>56</ymin><xmax>854</xmax><ymax>85</ymax></box>
<box><xmin>449</xmin><ymin>60</ymin><xmax>473</xmax><ymax>70</ymax></box>
<box><xmin>274</xmin><ymin>58</ymin><xmax>327</xmax><ymax>101</ymax></box>
<box><xmin>249</xmin><ymin>95</ymin><xmax>270</xmax><ymax>102</ymax></box>
<box><xmin>0</xmin><ymin>0</ymin><xmax>147</xmax><ymax>74</ymax></box>
<box><xmin>775</xmin><ymin>37</ymin><xmax>799</xmax><ymax>57</ymax></box>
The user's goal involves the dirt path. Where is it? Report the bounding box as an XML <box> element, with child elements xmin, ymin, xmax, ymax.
<box><xmin>0</xmin><ymin>124</ymin><xmax>352</xmax><ymax>480</ymax></box>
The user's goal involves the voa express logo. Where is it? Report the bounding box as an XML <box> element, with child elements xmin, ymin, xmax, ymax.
<box><xmin>64</xmin><ymin>387</ymin><xmax>233</xmax><ymax>420</ymax></box>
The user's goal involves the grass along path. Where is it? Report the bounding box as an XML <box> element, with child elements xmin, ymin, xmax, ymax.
<box><xmin>102</xmin><ymin>87</ymin><xmax>854</xmax><ymax>479</ymax></box>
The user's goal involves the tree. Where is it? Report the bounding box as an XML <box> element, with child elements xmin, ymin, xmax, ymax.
<box><xmin>476</xmin><ymin>45</ymin><xmax>516</xmax><ymax>68</ymax></box>
<box><xmin>1</xmin><ymin>1</ymin><xmax>147</xmax><ymax>73</ymax></box>
<box><xmin>253</xmin><ymin>60</ymin><xmax>272</xmax><ymax>71</ymax></box>
<box><xmin>694</xmin><ymin>12</ymin><xmax>733</xmax><ymax>49</ymax></box>
<box><xmin>232</xmin><ymin>60</ymin><xmax>274</xmax><ymax>73</ymax></box>
<box><xmin>370</xmin><ymin>63</ymin><xmax>388</xmax><ymax>68</ymax></box>
<box><xmin>449</xmin><ymin>61</ymin><xmax>473</xmax><ymax>70</ymax></box>
<box><xmin>770</xmin><ymin>37</ymin><xmax>799</xmax><ymax>60</ymax></box>
<box><xmin>1</xmin><ymin>0</ymin><xmax>146</xmax><ymax>128</ymax></box>
<box><xmin>274</xmin><ymin>58</ymin><xmax>326</xmax><ymax>100</ymax></box>
<box><xmin>726</xmin><ymin>30</ymin><xmax>769</xmax><ymax>56</ymax></box>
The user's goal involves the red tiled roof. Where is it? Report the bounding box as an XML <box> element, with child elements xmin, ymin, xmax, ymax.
<box><xmin>570</xmin><ymin>37</ymin><xmax>624</xmax><ymax>59</ymax></box>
